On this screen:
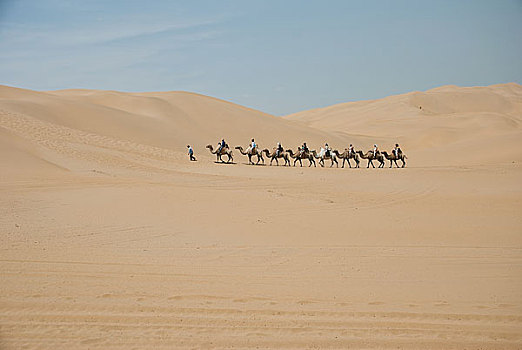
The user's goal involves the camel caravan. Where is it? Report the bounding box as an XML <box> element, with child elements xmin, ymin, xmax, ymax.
<box><xmin>201</xmin><ymin>139</ymin><xmax>407</xmax><ymax>168</ymax></box>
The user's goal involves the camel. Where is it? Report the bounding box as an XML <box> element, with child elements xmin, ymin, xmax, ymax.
<box><xmin>381</xmin><ymin>151</ymin><xmax>407</xmax><ymax>168</ymax></box>
<box><xmin>356</xmin><ymin>150</ymin><xmax>385</xmax><ymax>168</ymax></box>
<box><xmin>286</xmin><ymin>149</ymin><xmax>316</xmax><ymax>167</ymax></box>
<box><xmin>235</xmin><ymin>146</ymin><xmax>264</xmax><ymax>165</ymax></box>
<box><xmin>312</xmin><ymin>148</ymin><xmax>339</xmax><ymax>168</ymax></box>
<box><xmin>333</xmin><ymin>149</ymin><xmax>360</xmax><ymax>168</ymax></box>
<box><xmin>262</xmin><ymin>148</ymin><xmax>291</xmax><ymax>166</ymax></box>
<box><xmin>206</xmin><ymin>144</ymin><xmax>233</xmax><ymax>163</ymax></box>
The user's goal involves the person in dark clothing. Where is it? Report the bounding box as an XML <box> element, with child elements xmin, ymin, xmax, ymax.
<box><xmin>276</xmin><ymin>142</ymin><xmax>283</xmax><ymax>157</ymax></box>
<box><xmin>300</xmin><ymin>142</ymin><xmax>309</xmax><ymax>156</ymax></box>
<box><xmin>393</xmin><ymin>143</ymin><xmax>402</xmax><ymax>158</ymax></box>
<box><xmin>217</xmin><ymin>138</ymin><xmax>226</xmax><ymax>153</ymax></box>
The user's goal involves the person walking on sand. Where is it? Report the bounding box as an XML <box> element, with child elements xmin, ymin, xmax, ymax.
<box><xmin>187</xmin><ymin>145</ymin><xmax>196</xmax><ymax>161</ymax></box>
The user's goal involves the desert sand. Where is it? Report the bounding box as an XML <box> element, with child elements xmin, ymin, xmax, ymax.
<box><xmin>1</xmin><ymin>83</ymin><xmax>521</xmax><ymax>349</ymax></box>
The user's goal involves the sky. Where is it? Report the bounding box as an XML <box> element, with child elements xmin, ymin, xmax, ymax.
<box><xmin>1</xmin><ymin>0</ymin><xmax>521</xmax><ymax>115</ymax></box>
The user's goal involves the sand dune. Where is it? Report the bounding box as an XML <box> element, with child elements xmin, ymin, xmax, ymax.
<box><xmin>1</xmin><ymin>84</ymin><xmax>521</xmax><ymax>349</ymax></box>
<box><xmin>285</xmin><ymin>83</ymin><xmax>522</xmax><ymax>165</ymax></box>
<box><xmin>1</xmin><ymin>85</ymin><xmax>343</xmax><ymax>172</ymax></box>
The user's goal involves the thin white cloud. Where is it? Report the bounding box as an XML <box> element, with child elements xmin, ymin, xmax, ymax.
<box><xmin>0</xmin><ymin>15</ymin><xmax>224</xmax><ymax>49</ymax></box>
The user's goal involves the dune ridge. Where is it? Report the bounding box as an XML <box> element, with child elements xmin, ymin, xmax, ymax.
<box><xmin>285</xmin><ymin>83</ymin><xmax>522</xmax><ymax>165</ymax></box>
<box><xmin>1</xmin><ymin>85</ymin><xmax>345</xmax><ymax>171</ymax></box>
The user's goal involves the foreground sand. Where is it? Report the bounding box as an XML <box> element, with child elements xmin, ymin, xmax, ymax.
<box><xmin>1</xmin><ymin>85</ymin><xmax>521</xmax><ymax>349</ymax></box>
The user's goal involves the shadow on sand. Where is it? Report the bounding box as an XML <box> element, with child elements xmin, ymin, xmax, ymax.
<box><xmin>214</xmin><ymin>161</ymin><xmax>237</xmax><ymax>165</ymax></box>
<box><xmin>243</xmin><ymin>163</ymin><xmax>266</xmax><ymax>166</ymax></box>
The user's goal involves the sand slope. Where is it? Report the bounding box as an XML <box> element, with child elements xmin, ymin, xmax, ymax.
<box><xmin>1</xmin><ymin>85</ymin><xmax>344</xmax><ymax>174</ymax></box>
<box><xmin>285</xmin><ymin>83</ymin><xmax>522</xmax><ymax>165</ymax></box>
<box><xmin>1</xmin><ymin>84</ymin><xmax>521</xmax><ymax>349</ymax></box>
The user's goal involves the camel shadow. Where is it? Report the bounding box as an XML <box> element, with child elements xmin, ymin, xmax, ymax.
<box><xmin>214</xmin><ymin>161</ymin><xmax>236</xmax><ymax>165</ymax></box>
<box><xmin>243</xmin><ymin>163</ymin><xmax>266</xmax><ymax>166</ymax></box>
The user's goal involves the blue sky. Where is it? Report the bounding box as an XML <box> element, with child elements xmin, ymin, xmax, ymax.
<box><xmin>1</xmin><ymin>0</ymin><xmax>521</xmax><ymax>115</ymax></box>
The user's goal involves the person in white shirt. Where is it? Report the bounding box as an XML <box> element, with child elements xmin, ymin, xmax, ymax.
<box><xmin>187</xmin><ymin>145</ymin><xmax>196</xmax><ymax>161</ymax></box>
<box><xmin>348</xmin><ymin>144</ymin><xmax>354</xmax><ymax>157</ymax></box>
<box><xmin>325</xmin><ymin>143</ymin><xmax>331</xmax><ymax>157</ymax></box>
